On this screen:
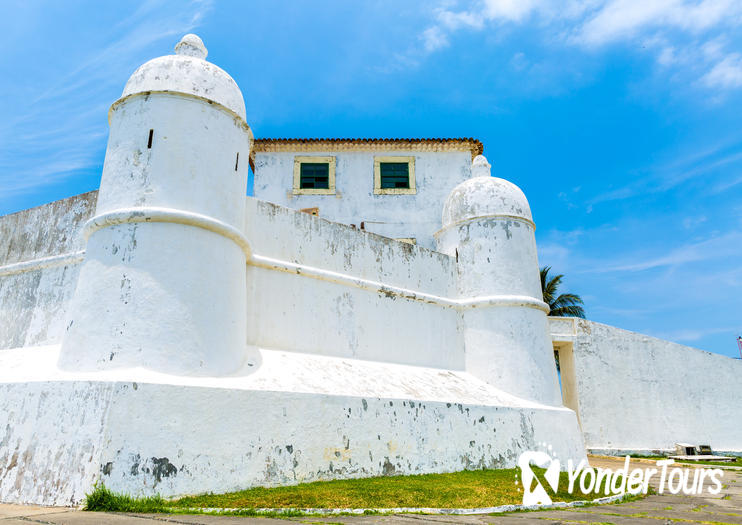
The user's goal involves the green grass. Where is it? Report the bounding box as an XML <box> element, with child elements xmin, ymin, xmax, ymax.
<box><xmin>85</xmin><ymin>467</ymin><xmax>634</xmax><ymax>513</ymax></box>
<box><xmin>84</xmin><ymin>484</ymin><xmax>168</xmax><ymax>513</ymax></box>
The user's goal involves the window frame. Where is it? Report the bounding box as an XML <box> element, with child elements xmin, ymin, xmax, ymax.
<box><xmin>374</xmin><ymin>156</ymin><xmax>416</xmax><ymax>195</ymax></box>
<box><xmin>293</xmin><ymin>156</ymin><xmax>336</xmax><ymax>195</ymax></box>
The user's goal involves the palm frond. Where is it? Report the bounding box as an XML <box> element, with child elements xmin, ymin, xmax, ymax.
<box><xmin>551</xmin><ymin>293</ymin><xmax>584</xmax><ymax>309</ymax></box>
<box><xmin>550</xmin><ymin>304</ymin><xmax>586</xmax><ymax>318</ymax></box>
<box><xmin>540</xmin><ymin>266</ymin><xmax>586</xmax><ymax>318</ymax></box>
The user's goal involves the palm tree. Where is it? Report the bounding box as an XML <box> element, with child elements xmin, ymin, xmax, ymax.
<box><xmin>540</xmin><ymin>266</ymin><xmax>585</xmax><ymax>318</ymax></box>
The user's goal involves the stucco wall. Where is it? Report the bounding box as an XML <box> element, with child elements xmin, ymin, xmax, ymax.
<box><xmin>550</xmin><ymin>318</ymin><xmax>742</xmax><ymax>454</ymax></box>
<box><xmin>252</xmin><ymin>151</ymin><xmax>473</xmax><ymax>250</ymax></box>
<box><xmin>0</xmin><ymin>192</ymin><xmax>464</xmax><ymax>371</ymax></box>
<box><xmin>0</xmin><ymin>192</ymin><xmax>464</xmax><ymax>372</ymax></box>
<box><xmin>244</xmin><ymin>198</ymin><xmax>463</xmax><ymax>370</ymax></box>
<box><xmin>0</xmin><ymin>192</ymin><xmax>97</xmax><ymax>350</ymax></box>
<box><xmin>0</xmin><ymin>343</ymin><xmax>584</xmax><ymax>505</ymax></box>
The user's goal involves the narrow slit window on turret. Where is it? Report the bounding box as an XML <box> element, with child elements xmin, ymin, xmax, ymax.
<box><xmin>147</xmin><ymin>129</ymin><xmax>154</xmax><ymax>149</ymax></box>
<box><xmin>292</xmin><ymin>156</ymin><xmax>336</xmax><ymax>195</ymax></box>
<box><xmin>235</xmin><ymin>152</ymin><xmax>239</xmax><ymax>171</ymax></box>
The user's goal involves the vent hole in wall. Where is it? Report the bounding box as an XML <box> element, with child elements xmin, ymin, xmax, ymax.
<box><xmin>147</xmin><ymin>129</ymin><xmax>154</xmax><ymax>149</ymax></box>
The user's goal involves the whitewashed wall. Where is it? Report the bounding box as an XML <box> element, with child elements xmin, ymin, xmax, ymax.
<box><xmin>0</xmin><ymin>192</ymin><xmax>97</xmax><ymax>350</ymax></box>
<box><xmin>244</xmin><ymin>198</ymin><xmax>463</xmax><ymax>370</ymax></box>
<box><xmin>253</xmin><ymin>151</ymin><xmax>473</xmax><ymax>250</ymax></box>
<box><xmin>0</xmin><ymin>358</ymin><xmax>584</xmax><ymax>505</ymax></box>
<box><xmin>551</xmin><ymin>318</ymin><xmax>742</xmax><ymax>454</ymax></box>
<box><xmin>0</xmin><ymin>192</ymin><xmax>585</xmax><ymax>505</ymax></box>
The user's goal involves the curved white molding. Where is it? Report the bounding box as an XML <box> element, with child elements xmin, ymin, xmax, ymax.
<box><xmin>0</xmin><ymin>251</ymin><xmax>85</xmax><ymax>277</ymax></box>
<box><xmin>434</xmin><ymin>213</ymin><xmax>536</xmax><ymax>238</ymax></box>
<box><xmin>249</xmin><ymin>254</ymin><xmax>549</xmax><ymax>313</ymax></box>
<box><xmin>2</xmin><ymin>233</ymin><xmax>548</xmax><ymax>313</ymax></box>
<box><xmin>459</xmin><ymin>294</ymin><xmax>550</xmax><ymax>312</ymax></box>
<box><xmin>83</xmin><ymin>207</ymin><xmax>251</xmax><ymax>258</ymax></box>
<box><xmin>109</xmin><ymin>90</ymin><xmax>253</xmax><ymax>142</ymax></box>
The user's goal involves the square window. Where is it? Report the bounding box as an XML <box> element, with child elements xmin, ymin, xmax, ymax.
<box><xmin>300</xmin><ymin>163</ymin><xmax>330</xmax><ymax>189</ymax></box>
<box><xmin>293</xmin><ymin>156</ymin><xmax>336</xmax><ymax>195</ymax></box>
<box><xmin>374</xmin><ymin>156</ymin><xmax>416</xmax><ymax>194</ymax></box>
<box><xmin>380</xmin><ymin>162</ymin><xmax>410</xmax><ymax>189</ymax></box>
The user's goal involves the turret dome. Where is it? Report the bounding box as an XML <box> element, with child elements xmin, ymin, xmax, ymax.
<box><xmin>121</xmin><ymin>34</ymin><xmax>246</xmax><ymax>120</ymax></box>
<box><xmin>442</xmin><ymin>155</ymin><xmax>532</xmax><ymax>228</ymax></box>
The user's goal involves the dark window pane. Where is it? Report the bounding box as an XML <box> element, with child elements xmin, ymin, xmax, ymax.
<box><xmin>300</xmin><ymin>163</ymin><xmax>330</xmax><ymax>189</ymax></box>
<box><xmin>380</xmin><ymin>162</ymin><xmax>410</xmax><ymax>189</ymax></box>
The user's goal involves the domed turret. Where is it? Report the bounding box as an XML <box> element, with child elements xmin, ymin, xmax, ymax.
<box><xmin>59</xmin><ymin>35</ymin><xmax>255</xmax><ymax>376</ymax></box>
<box><xmin>435</xmin><ymin>155</ymin><xmax>562</xmax><ymax>406</ymax></box>
<box><xmin>442</xmin><ymin>173</ymin><xmax>532</xmax><ymax>229</ymax></box>
<box><xmin>121</xmin><ymin>34</ymin><xmax>246</xmax><ymax>119</ymax></box>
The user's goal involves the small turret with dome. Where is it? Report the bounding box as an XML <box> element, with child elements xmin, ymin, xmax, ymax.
<box><xmin>436</xmin><ymin>154</ymin><xmax>562</xmax><ymax>406</ymax></box>
<box><xmin>121</xmin><ymin>34</ymin><xmax>246</xmax><ymax>120</ymax></box>
<box><xmin>59</xmin><ymin>35</ymin><xmax>256</xmax><ymax>376</ymax></box>
<box><xmin>442</xmin><ymin>155</ymin><xmax>532</xmax><ymax>229</ymax></box>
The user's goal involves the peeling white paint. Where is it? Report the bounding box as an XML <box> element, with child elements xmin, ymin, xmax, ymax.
<box><xmin>58</xmin><ymin>35</ymin><xmax>254</xmax><ymax>377</ymax></box>
<box><xmin>551</xmin><ymin>318</ymin><xmax>742</xmax><ymax>455</ymax></box>
<box><xmin>0</xmin><ymin>192</ymin><xmax>97</xmax><ymax>350</ymax></box>
<box><xmin>253</xmin><ymin>150</ymin><xmax>473</xmax><ymax>251</ymax></box>
<box><xmin>0</xmin><ymin>344</ymin><xmax>584</xmax><ymax>504</ymax></box>
<box><xmin>5</xmin><ymin>32</ymin><xmax>735</xmax><ymax>508</ymax></box>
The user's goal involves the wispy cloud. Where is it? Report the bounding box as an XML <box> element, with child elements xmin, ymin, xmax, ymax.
<box><xmin>588</xmin><ymin>140</ymin><xmax>742</xmax><ymax>206</ymax></box>
<box><xmin>0</xmin><ymin>0</ymin><xmax>212</xmax><ymax>212</ymax></box>
<box><xmin>702</xmin><ymin>52</ymin><xmax>742</xmax><ymax>89</ymax></box>
<box><xmin>414</xmin><ymin>0</ymin><xmax>742</xmax><ymax>92</ymax></box>
<box><xmin>421</xmin><ymin>26</ymin><xmax>450</xmax><ymax>52</ymax></box>
<box><xmin>585</xmin><ymin>230</ymin><xmax>741</xmax><ymax>273</ymax></box>
<box><xmin>576</xmin><ymin>0</ymin><xmax>741</xmax><ymax>46</ymax></box>
<box><xmin>653</xmin><ymin>325</ymin><xmax>737</xmax><ymax>343</ymax></box>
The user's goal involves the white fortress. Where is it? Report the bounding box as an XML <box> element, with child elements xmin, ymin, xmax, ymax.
<box><xmin>1</xmin><ymin>35</ymin><xmax>740</xmax><ymax>506</ymax></box>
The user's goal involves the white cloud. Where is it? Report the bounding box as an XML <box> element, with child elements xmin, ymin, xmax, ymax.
<box><xmin>437</xmin><ymin>9</ymin><xmax>485</xmax><ymax>30</ymax></box>
<box><xmin>588</xmin><ymin>144</ymin><xmax>742</xmax><ymax>205</ymax></box>
<box><xmin>510</xmin><ymin>51</ymin><xmax>529</xmax><ymax>70</ymax></box>
<box><xmin>536</xmin><ymin>242</ymin><xmax>572</xmax><ymax>272</ymax></box>
<box><xmin>657</xmin><ymin>45</ymin><xmax>677</xmax><ymax>66</ymax></box>
<box><xmin>421</xmin><ymin>26</ymin><xmax>450</xmax><ymax>52</ymax></box>
<box><xmin>589</xmin><ymin>231</ymin><xmax>742</xmax><ymax>272</ymax></box>
<box><xmin>702</xmin><ymin>53</ymin><xmax>742</xmax><ymax>88</ymax></box>
<box><xmin>419</xmin><ymin>0</ymin><xmax>742</xmax><ymax>91</ymax></box>
<box><xmin>682</xmin><ymin>215</ymin><xmax>708</xmax><ymax>229</ymax></box>
<box><xmin>482</xmin><ymin>0</ymin><xmax>540</xmax><ymax>22</ymax></box>
<box><xmin>654</xmin><ymin>325</ymin><xmax>735</xmax><ymax>342</ymax></box>
<box><xmin>577</xmin><ymin>0</ymin><xmax>740</xmax><ymax>46</ymax></box>
<box><xmin>712</xmin><ymin>172</ymin><xmax>742</xmax><ymax>193</ymax></box>
<box><xmin>0</xmin><ymin>0</ymin><xmax>212</xmax><ymax>212</ymax></box>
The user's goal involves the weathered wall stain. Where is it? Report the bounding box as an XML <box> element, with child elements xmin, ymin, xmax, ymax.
<box><xmin>553</xmin><ymin>318</ymin><xmax>742</xmax><ymax>454</ymax></box>
<box><xmin>0</xmin><ymin>192</ymin><xmax>97</xmax><ymax>350</ymax></box>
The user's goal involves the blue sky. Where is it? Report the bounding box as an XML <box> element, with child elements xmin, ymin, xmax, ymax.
<box><xmin>2</xmin><ymin>1</ymin><xmax>741</xmax><ymax>358</ymax></box>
